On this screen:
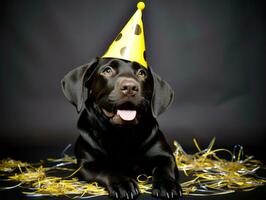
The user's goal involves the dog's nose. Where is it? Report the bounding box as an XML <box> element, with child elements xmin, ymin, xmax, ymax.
<box><xmin>120</xmin><ymin>79</ymin><xmax>139</xmax><ymax>96</ymax></box>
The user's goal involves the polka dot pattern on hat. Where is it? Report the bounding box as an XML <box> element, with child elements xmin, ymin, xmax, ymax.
<box><xmin>120</xmin><ymin>47</ymin><xmax>127</xmax><ymax>57</ymax></box>
<box><xmin>102</xmin><ymin>2</ymin><xmax>148</xmax><ymax>68</ymax></box>
<box><xmin>115</xmin><ymin>33</ymin><xmax>122</xmax><ymax>41</ymax></box>
<box><xmin>143</xmin><ymin>50</ymin><xmax>146</xmax><ymax>61</ymax></box>
<box><xmin>134</xmin><ymin>24</ymin><xmax>142</xmax><ymax>35</ymax></box>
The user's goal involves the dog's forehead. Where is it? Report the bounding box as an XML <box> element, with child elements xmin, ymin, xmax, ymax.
<box><xmin>98</xmin><ymin>58</ymin><xmax>144</xmax><ymax>72</ymax></box>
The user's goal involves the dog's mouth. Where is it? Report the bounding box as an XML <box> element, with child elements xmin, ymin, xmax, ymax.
<box><xmin>102</xmin><ymin>108</ymin><xmax>138</xmax><ymax>124</ymax></box>
<box><xmin>101</xmin><ymin>101</ymin><xmax>140</xmax><ymax>125</ymax></box>
<box><xmin>98</xmin><ymin>97</ymin><xmax>150</xmax><ymax>125</ymax></box>
<box><xmin>117</xmin><ymin>110</ymin><xmax>137</xmax><ymax>121</ymax></box>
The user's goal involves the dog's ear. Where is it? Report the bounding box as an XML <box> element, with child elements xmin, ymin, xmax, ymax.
<box><xmin>150</xmin><ymin>68</ymin><xmax>174</xmax><ymax>118</ymax></box>
<box><xmin>61</xmin><ymin>58</ymin><xmax>99</xmax><ymax>113</ymax></box>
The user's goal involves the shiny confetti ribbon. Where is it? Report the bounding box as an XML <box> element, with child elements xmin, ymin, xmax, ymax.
<box><xmin>0</xmin><ymin>138</ymin><xmax>265</xmax><ymax>198</ymax></box>
<box><xmin>0</xmin><ymin>158</ymin><xmax>30</xmax><ymax>172</ymax></box>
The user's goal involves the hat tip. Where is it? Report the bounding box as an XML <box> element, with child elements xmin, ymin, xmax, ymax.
<box><xmin>137</xmin><ymin>2</ymin><xmax>145</xmax><ymax>10</ymax></box>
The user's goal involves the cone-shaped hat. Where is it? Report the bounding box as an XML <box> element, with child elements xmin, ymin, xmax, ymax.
<box><xmin>102</xmin><ymin>2</ymin><xmax>147</xmax><ymax>68</ymax></box>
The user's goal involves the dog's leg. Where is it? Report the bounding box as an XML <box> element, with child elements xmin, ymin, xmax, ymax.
<box><xmin>78</xmin><ymin>161</ymin><xmax>140</xmax><ymax>199</ymax></box>
<box><xmin>150</xmin><ymin>155</ymin><xmax>182</xmax><ymax>199</ymax></box>
<box><xmin>143</xmin><ymin>131</ymin><xmax>183</xmax><ymax>200</ymax></box>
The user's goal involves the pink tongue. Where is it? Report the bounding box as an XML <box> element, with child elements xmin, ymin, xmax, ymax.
<box><xmin>117</xmin><ymin>110</ymin><xmax>137</xmax><ymax>121</ymax></box>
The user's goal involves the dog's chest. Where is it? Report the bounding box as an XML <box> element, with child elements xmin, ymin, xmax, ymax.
<box><xmin>99</xmin><ymin>127</ymin><xmax>148</xmax><ymax>156</ymax></box>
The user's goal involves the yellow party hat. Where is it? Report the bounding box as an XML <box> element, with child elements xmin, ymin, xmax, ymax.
<box><xmin>102</xmin><ymin>2</ymin><xmax>148</xmax><ymax>68</ymax></box>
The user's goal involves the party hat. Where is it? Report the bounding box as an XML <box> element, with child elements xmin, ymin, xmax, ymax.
<box><xmin>102</xmin><ymin>2</ymin><xmax>147</xmax><ymax>68</ymax></box>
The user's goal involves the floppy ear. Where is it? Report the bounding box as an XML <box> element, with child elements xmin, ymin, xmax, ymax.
<box><xmin>61</xmin><ymin>58</ymin><xmax>98</xmax><ymax>113</ymax></box>
<box><xmin>150</xmin><ymin>68</ymin><xmax>174</xmax><ymax>118</ymax></box>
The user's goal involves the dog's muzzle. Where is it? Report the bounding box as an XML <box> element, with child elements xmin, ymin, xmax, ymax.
<box><xmin>102</xmin><ymin>78</ymin><xmax>142</xmax><ymax>124</ymax></box>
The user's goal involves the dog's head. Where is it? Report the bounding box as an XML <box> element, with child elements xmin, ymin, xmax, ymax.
<box><xmin>61</xmin><ymin>58</ymin><xmax>174</xmax><ymax>125</ymax></box>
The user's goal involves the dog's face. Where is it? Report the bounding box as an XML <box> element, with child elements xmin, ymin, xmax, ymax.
<box><xmin>61</xmin><ymin>57</ymin><xmax>174</xmax><ymax>123</ymax></box>
<box><xmin>86</xmin><ymin>58</ymin><xmax>153</xmax><ymax>124</ymax></box>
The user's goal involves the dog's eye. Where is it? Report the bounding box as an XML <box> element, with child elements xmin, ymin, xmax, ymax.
<box><xmin>101</xmin><ymin>66</ymin><xmax>115</xmax><ymax>77</ymax></box>
<box><xmin>136</xmin><ymin>69</ymin><xmax>146</xmax><ymax>79</ymax></box>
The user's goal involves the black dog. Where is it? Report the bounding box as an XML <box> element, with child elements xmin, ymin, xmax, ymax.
<box><xmin>61</xmin><ymin>58</ymin><xmax>182</xmax><ymax>199</ymax></box>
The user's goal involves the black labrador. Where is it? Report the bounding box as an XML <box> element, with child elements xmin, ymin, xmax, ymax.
<box><xmin>61</xmin><ymin>58</ymin><xmax>182</xmax><ymax>199</ymax></box>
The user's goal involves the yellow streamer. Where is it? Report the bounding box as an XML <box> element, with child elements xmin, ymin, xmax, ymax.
<box><xmin>0</xmin><ymin>138</ymin><xmax>265</xmax><ymax>198</ymax></box>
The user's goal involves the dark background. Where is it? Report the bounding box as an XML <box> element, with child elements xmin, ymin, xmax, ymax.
<box><xmin>0</xmin><ymin>0</ymin><xmax>266</xmax><ymax>199</ymax></box>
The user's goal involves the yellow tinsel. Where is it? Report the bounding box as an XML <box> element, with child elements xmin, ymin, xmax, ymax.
<box><xmin>0</xmin><ymin>138</ymin><xmax>265</xmax><ymax>198</ymax></box>
<box><xmin>0</xmin><ymin>158</ymin><xmax>30</xmax><ymax>172</ymax></box>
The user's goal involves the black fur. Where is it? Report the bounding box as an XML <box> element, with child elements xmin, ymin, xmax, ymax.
<box><xmin>61</xmin><ymin>58</ymin><xmax>182</xmax><ymax>199</ymax></box>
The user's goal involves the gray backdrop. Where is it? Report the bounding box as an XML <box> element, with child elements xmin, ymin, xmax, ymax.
<box><xmin>1</xmin><ymin>0</ymin><xmax>265</xmax><ymax>150</ymax></box>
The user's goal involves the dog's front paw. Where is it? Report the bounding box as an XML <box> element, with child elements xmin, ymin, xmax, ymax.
<box><xmin>152</xmin><ymin>179</ymin><xmax>182</xmax><ymax>199</ymax></box>
<box><xmin>107</xmin><ymin>177</ymin><xmax>139</xmax><ymax>199</ymax></box>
